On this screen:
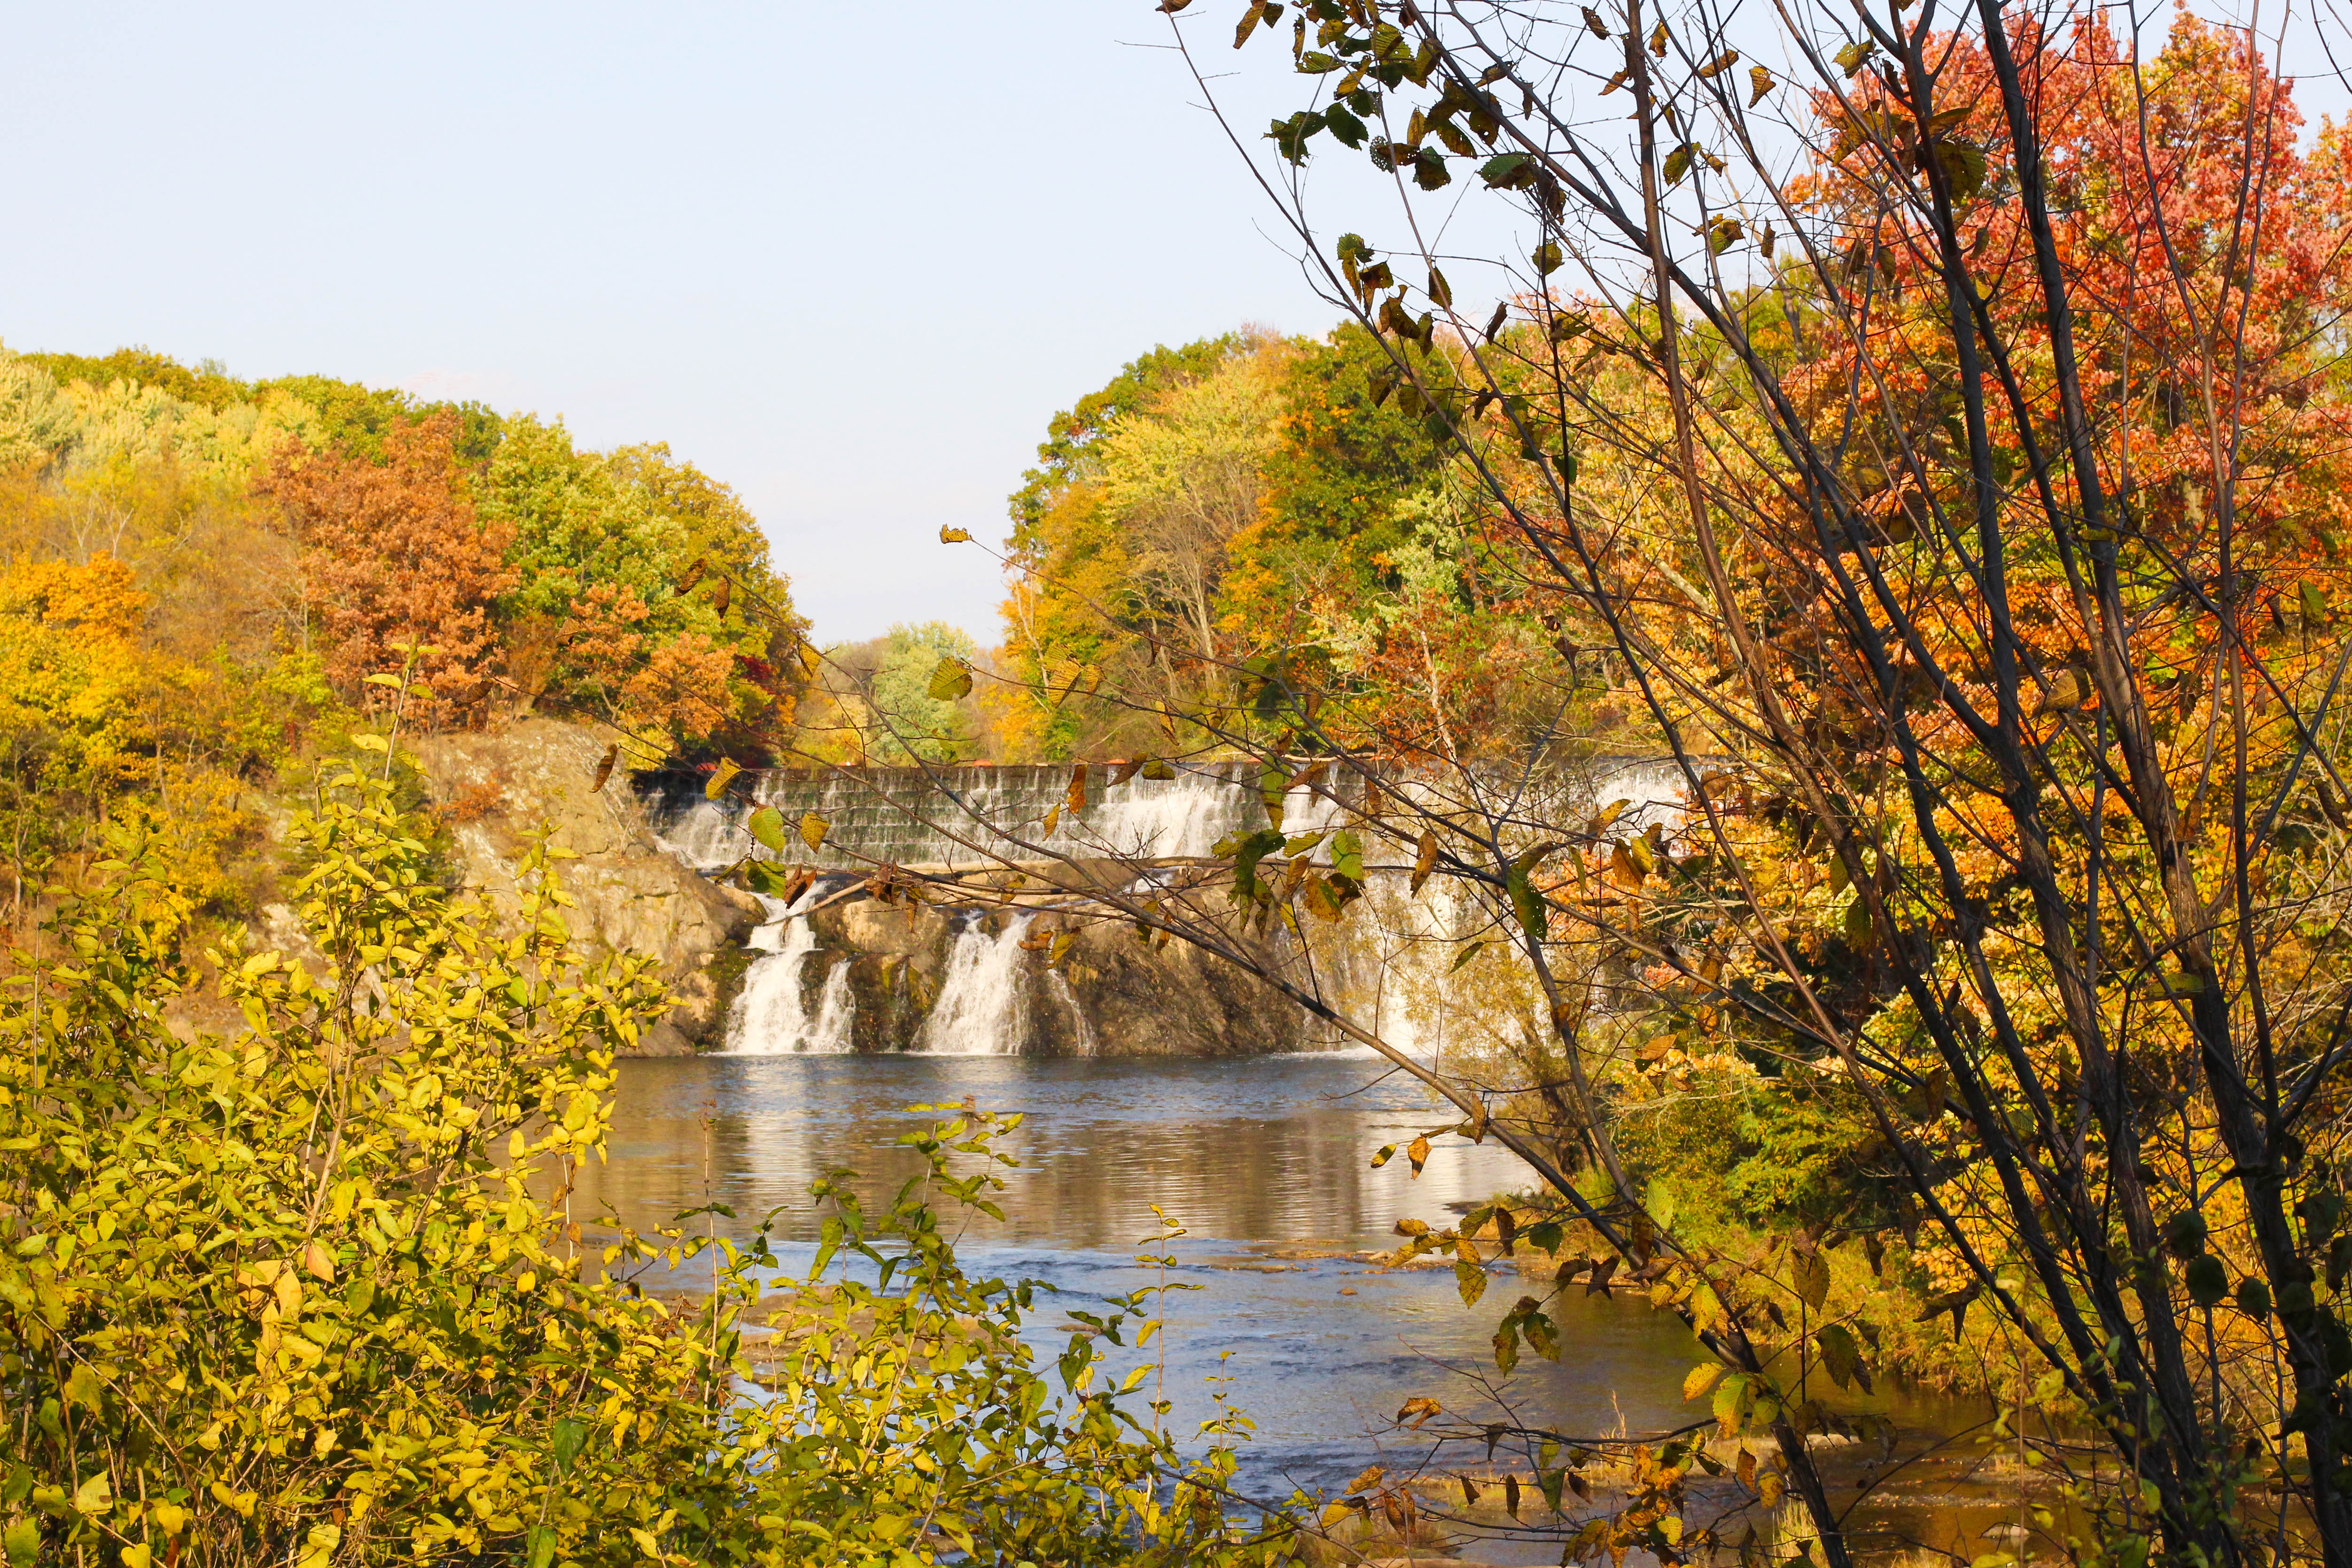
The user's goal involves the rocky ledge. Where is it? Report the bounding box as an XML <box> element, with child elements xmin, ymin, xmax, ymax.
<box><xmin>411</xmin><ymin>720</ymin><xmax>762</xmax><ymax>1055</ymax></box>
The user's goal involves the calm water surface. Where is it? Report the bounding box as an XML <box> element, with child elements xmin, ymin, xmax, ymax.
<box><xmin>580</xmin><ymin>1053</ymin><xmax>2005</xmax><ymax>1563</ymax></box>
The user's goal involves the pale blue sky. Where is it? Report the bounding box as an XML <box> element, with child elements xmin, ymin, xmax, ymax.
<box><xmin>4</xmin><ymin>3</ymin><xmax>2337</xmax><ymax>645</ymax></box>
<box><xmin>0</xmin><ymin>2</ymin><xmax>1347</xmax><ymax>644</ymax></box>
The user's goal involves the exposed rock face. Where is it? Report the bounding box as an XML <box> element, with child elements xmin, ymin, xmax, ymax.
<box><xmin>765</xmin><ymin>890</ymin><xmax>1309</xmax><ymax>1056</ymax></box>
<box><xmin>410</xmin><ymin>720</ymin><xmax>761</xmax><ymax>1056</ymax></box>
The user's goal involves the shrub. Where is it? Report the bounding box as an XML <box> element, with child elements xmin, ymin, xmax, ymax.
<box><xmin>0</xmin><ymin>756</ymin><xmax>1287</xmax><ymax>1567</ymax></box>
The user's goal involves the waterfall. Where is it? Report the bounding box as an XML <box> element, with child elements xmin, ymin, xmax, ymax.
<box><xmin>914</xmin><ymin>913</ymin><xmax>1033</xmax><ymax>1056</ymax></box>
<box><xmin>661</xmin><ymin>753</ymin><xmax>1714</xmax><ymax>1058</ymax></box>
<box><xmin>724</xmin><ymin>891</ymin><xmax>854</xmax><ymax>1055</ymax></box>
<box><xmin>640</xmin><ymin>761</ymin><xmax>1271</xmax><ymax>872</ymax></box>
<box><xmin>653</xmin><ymin>798</ymin><xmax>755</xmax><ymax>874</ymax></box>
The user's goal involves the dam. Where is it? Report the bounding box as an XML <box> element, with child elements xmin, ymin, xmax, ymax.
<box><xmin>632</xmin><ymin>754</ymin><xmax>1700</xmax><ymax>1059</ymax></box>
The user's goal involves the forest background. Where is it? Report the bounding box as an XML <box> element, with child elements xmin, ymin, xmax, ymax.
<box><xmin>9</xmin><ymin>3</ymin><xmax>2352</xmax><ymax>1561</ymax></box>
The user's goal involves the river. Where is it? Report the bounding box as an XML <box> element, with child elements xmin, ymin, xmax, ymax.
<box><xmin>574</xmin><ymin>1051</ymin><xmax>2022</xmax><ymax>1565</ymax></box>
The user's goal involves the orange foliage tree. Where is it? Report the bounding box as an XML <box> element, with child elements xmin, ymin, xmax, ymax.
<box><xmin>980</xmin><ymin>3</ymin><xmax>2352</xmax><ymax>1565</ymax></box>
<box><xmin>257</xmin><ymin>413</ymin><xmax>517</xmax><ymax>726</ymax></box>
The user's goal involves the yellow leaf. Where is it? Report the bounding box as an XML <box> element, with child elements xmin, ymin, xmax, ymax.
<box><xmin>1407</xmin><ymin>1135</ymin><xmax>1432</xmax><ymax>1176</ymax></box>
<box><xmin>1683</xmin><ymin>1362</ymin><xmax>1728</xmax><ymax>1401</ymax></box>
<box><xmin>927</xmin><ymin>657</ymin><xmax>974</xmax><ymax>702</ymax></box>
<box><xmin>939</xmin><ymin>526</ymin><xmax>973</xmax><ymax>543</ymax></box>
<box><xmin>705</xmin><ymin>757</ymin><xmax>743</xmax><ymax>800</ymax></box>
<box><xmin>302</xmin><ymin>1240</ymin><xmax>334</xmax><ymax>1281</ymax></box>
<box><xmin>799</xmin><ymin>812</ymin><xmax>829</xmax><ymax>851</ymax></box>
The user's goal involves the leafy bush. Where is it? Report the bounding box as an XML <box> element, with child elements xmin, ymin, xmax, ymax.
<box><xmin>0</xmin><ymin>757</ymin><xmax>1287</xmax><ymax>1566</ymax></box>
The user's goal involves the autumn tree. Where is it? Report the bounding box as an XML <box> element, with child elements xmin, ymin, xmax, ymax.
<box><xmin>806</xmin><ymin>3</ymin><xmax>2352</xmax><ymax>1565</ymax></box>
<box><xmin>258</xmin><ymin>412</ymin><xmax>516</xmax><ymax>726</ymax></box>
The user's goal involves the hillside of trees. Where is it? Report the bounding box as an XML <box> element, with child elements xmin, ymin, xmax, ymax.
<box><xmin>12</xmin><ymin>0</ymin><xmax>2352</xmax><ymax>1560</ymax></box>
<box><xmin>0</xmin><ymin>344</ymin><xmax>804</xmax><ymax>930</ymax></box>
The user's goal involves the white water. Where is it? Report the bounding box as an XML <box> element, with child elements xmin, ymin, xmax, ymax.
<box><xmin>724</xmin><ymin>892</ymin><xmax>854</xmax><ymax>1055</ymax></box>
<box><xmin>914</xmin><ymin>914</ymin><xmax>1034</xmax><ymax>1055</ymax></box>
<box><xmin>696</xmin><ymin>756</ymin><xmax>1714</xmax><ymax>1058</ymax></box>
<box><xmin>653</xmin><ymin>762</ymin><xmax>1266</xmax><ymax>874</ymax></box>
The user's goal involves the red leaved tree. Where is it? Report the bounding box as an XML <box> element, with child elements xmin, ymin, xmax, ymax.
<box><xmin>258</xmin><ymin>413</ymin><xmax>516</xmax><ymax>727</ymax></box>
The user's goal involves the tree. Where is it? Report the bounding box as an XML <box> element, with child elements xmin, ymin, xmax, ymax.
<box><xmin>869</xmin><ymin>622</ymin><xmax>981</xmax><ymax>764</ymax></box>
<box><xmin>1159</xmin><ymin>5</ymin><xmax>2352</xmax><ymax>1564</ymax></box>
<box><xmin>0</xmin><ymin>760</ymin><xmax>1287</xmax><ymax>1567</ymax></box>
<box><xmin>259</xmin><ymin>413</ymin><xmax>517</xmax><ymax>727</ymax></box>
<box><xmin>824</xmin><ymin>4</ymin><xmax>2352</xmax><ymax>1565</ymax></box>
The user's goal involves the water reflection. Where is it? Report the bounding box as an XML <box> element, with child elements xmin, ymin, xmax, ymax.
<box><xmin>575</xmin><ymin>1053</ymin><xmax>1533</xmax><ymax>1249</ymax></box>
<box><xmin>579</xmin><ymin>1053</ymin><xmax>1996</xmax><ymax>1557</ymax></box>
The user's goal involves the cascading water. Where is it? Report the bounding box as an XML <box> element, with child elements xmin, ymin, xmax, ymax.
<box><xmin>724</xmin><ymin>891</ymin><xmax>853</xmax><ymax>1055</ymax></box>
<box><xmin>672</xmin><ymin>754</ymin><xmax>1713</xmax><ymax>1058</ymax></box>
<box><xmin>914</xmin><ymin>913</ymin><xmax>1035</xmax><ymax>1056</ymax></box>
<box><xmin>646</xmin><ymin>761</ymin><xmax>1269</xmax><ymax>874</ymax></box>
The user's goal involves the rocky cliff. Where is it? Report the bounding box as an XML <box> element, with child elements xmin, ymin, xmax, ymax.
<box><xmin>410</xmin><ymin>720</ymin><xmax>762</xmax><ymax>1055</ymax></box>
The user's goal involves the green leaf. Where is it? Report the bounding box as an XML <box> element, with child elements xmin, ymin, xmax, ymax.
<box><xmin>1792</xmin><ymin>1248</ymin><xmax>1830</xmax><ymax>1311</ymax></box>
<box><xmin>1450</xmin><ymin>939</ymin><xmax>1493</xmax><ymax>973</ymax></box>
<box><xmin>1413</xmin><ymin>148</ymin><xmax>1451</xmax><ymax>190</ymax></box>
<box><xmin>553</xmin><ymin>1416</ymin><xmax>586</xmax><ymax>1474</ymax></box>
<box><xmin>1325</xmin><ymin>103</ymin><xmax>1368</xmax><ymax>148</ymax></box>
<box><xmin>1330</xmin><ymin>829</ymin><xmax>1366</xmax><ymax>882</ymax></box>
<box><xmin>1815</xmin><ymin>1322</ymin><xmax>1860</xmax><ymax>1389</ymax></box>
<box><xmin>746</xmin><ymin>859</ymin><xmax>797</xmax><ymax>896</ymax></box>
<box><xmin>1232</xmin><ymin>827</ymin><xmax>1287</xmax><ymax>901</ymax></box>
<box><xmin>1532</xmin><ymin>240</ymin><xmax>1563</xmax><ymax>275</ymax></box>
<box><xmin>2184</xmin><ymin>1253</ymin><xmax>2229</xmax><ymax>1307</ymax></box>
<box><xmin>1932</xmin><ymin>138</ymin><xmax>1988</xmax><ymax>202</ymax></box>
<box><xmin>1299</xmin><ymin>49</ymin><xmax>1342</xmax><ymax>72</ymax></box>
<box><xmin>1662</xmin><ymin>143</ymin><xmax>1696</xmax><ymax>185</ymax></box>
<box><xmin>3</xmin><ymin>1518</ymin><xmax>36</xmax><ymax>1568</ymax></box>
<box><xmin>1508</xmin><ymin>866</ymin><xmax>1547</xmax><ymax>944</ymax></box>
<box><xmin>1480</xmin><ymin>151</ymin><xmax>1534</xmax><ymax>187</ymax></box>
<box><xmin>747</xmin><ymin>806</ymin><xmax>788</xmax><ymax>855</ymax></box>
<box><xmin>1713</xmin><ymin>1371</ymin><xmax>1750</xmax><ymax>1429</ymax></box>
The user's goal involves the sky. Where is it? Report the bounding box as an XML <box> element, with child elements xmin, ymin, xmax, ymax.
<box><xmin>2</xmin><ymin>3</ymin><xmax>2340</xmax><ymax>647</ymax></box>
<box><xmin>0</xmin><ymin>2</ymin><xmax>1351</xmax><ymax>646</ymax></box>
